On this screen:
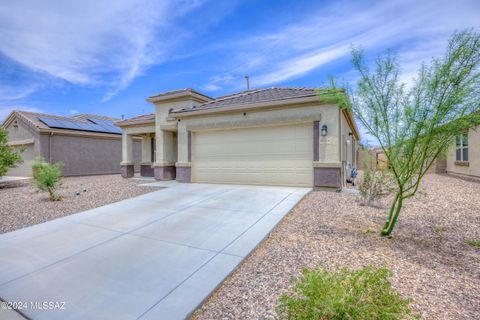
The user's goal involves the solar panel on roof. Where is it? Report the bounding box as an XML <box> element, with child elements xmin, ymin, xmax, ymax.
<box><xmin>38</xmin><ymin>116</ymin><xmax>121</xmax><ymax>135</ymax></box>
<box><xmin>87</xmin><ymin>118</ymin><xmax>122</xmax><ymax>134</ymax></box>
<box><xmin>39</xmin><ymin>117</ymin><xmax>62</xmax><ymax>128</ymax></box>
<box><xmin>90</xmin><ymin>121</ymin><xmax>112</xmax><ymax>131</ymax></box>
<box><xmin>57</xmin><ymin>119</ymin><xmax>83</xmax><ymax>130</ymax></box>
<box><xmin>78</xmin><ymin>122</ymin><xmax>99</xmax><ymax>131</ymax></box>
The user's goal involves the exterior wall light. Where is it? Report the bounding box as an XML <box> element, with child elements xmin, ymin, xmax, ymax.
<box><xmin>321</xmin><ymin>125</ymin><xmax>328</xmax><ymax>136</ymax></box>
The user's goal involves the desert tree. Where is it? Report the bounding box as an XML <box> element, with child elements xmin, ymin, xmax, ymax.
<box><xmin>0</xmin><ymin>128</ymin><xmax>23</xmax><ymax>177</ymax></box>
<box><xmin>335</xmin><ymin>30</ymin><xmax>480</xmax><ymax>237</ymax></box>
<box><xmin>35</xmin><ymin>162</ymin><xmax>64</xmax><ymax>201</ymax></box>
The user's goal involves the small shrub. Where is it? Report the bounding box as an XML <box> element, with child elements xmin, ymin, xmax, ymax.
<box><xmin>35</xmin><ymin>162</ymin><xmax>63</xmax><ymax>201</ymax></box>
<box><xmin>467</xmin><ymin>239</ymin><xmax>480</xmax><ymax>248</ymax></box>
<box><xmin>32</xmin><ymin>156</ymin><xmax>48</xmax><ymax>179</ymax></box>
<box><xmin>277</xmin><ymin>266</ymin><xmax>415</xmax><ymax>320</ymax></box>
<box><xmin>359</xmin><ymin>169</ymin><xmax>396</xmax><ymax>206</ymax></box>
<box><xmin>0</xmin><ymin>128</ymin><xmax>23</xmax><ymax>177</ymax></box>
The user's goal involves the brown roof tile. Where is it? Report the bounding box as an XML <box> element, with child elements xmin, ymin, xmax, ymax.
<box><xmin>148</xmin><ymin>88</ymin><xmax>213</xmax><ymax>102</ymax></box>
<box><xmin>120</xmin><ymin>87</ymin><xmax>330</xmax><ymax>123</ymax></box>
<box><xmin>171</xmin><ymin>87</ymin><xmax>321</xmax><ymax>114</ymax></box>
<box><xmin>115</xmin><ymin>113</ymin><xmax>155</xmax><ymax>126</ymax></box>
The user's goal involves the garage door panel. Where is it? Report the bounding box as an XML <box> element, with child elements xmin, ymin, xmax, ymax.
<box><xmin>195</xmin><ymin>142</ymin><xmax>311</xmax><ymax>159</ymax></box>
<box><xmin>192</xmin><ymin>123</ymin><xmax>313</xmax><ymax>187</ymax></box>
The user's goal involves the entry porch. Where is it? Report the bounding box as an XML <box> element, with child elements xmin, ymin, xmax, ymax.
<box><xmin>120</xmin><ymin>121</ymin><xmax>180</xmax><ymax>181</ymax></box>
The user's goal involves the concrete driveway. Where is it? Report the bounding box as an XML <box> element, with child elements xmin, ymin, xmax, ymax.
<box><xmin>0</xmin><ymin>181</ymin><xmax>310</xmax><ymax>320</ymax></box>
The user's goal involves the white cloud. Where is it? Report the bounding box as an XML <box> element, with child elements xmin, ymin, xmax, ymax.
<box><xmin>0</xmin><ymin>84</ymin><xmax>38</xmax><ymax>101</ymax></box>
<box><xmin>201</xmin><ymin>74</ymin><xmax>236</xmax><ymax>92</ymax></box>
<box><xmin>1</xmin><ymin>0</ymin><xmax>479</xmax><ymax>103</ymax></box>
<box><xmin>204</xmin><ymin>0</ymin><xmax>480</xmax><ymax>91</ymax></box>
<box><xmin>0</xmin><ymin>105</ymin><xmax>43</xmax><ymax>123</ymax></box>
<box><xmin>253</xmin><ymin>45</ymin><xmax>351</xmax><ymax>86</ymax></box>
<box><xmin>0</xmin><ymin>0</ymin><xmax>208</xmax><ymax>100</ymax></box>
<box><xmin>201</xmin><ymin>84</ymin><xmax>223</xmax><ymax>92</ymax></box>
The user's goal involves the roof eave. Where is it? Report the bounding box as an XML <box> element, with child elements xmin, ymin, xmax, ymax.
<box><xmin>2</xmin><ymin>111</ymin><xmax>42</xmax><ymax>132</ymax></box>
<box><xmin>1</xmin><ymin>111</ymin><xmax>18</xmax><ymax>128</ymax></box>
<box><xmin>115</xmin><ymin>119</ymin><xmax>155</xmax><ymax>127</ymax></box>
<box><xmin>37</xmin><ymin>128</ymin><xmax>122</xmax><ymax>138</ymax></box>
<box><xmin>342</xmin><ymin>108</ymin><xmax>360</xmax><ymax>140</ymax></box>
<box><xmin>170</xmin><ymin>96</ymin><xmax>321</xmax><ymax>118</ymax></box>
<box><xmin>147</xmin><ymin>91</ymin><xmax>212</xmax><ymax>104</ymax></box>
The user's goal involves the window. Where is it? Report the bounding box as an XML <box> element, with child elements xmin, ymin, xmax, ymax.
<box><xmin>456</xmin><ymin>133</ymin><xmax>469</xmax><ymax>162</ymax></box>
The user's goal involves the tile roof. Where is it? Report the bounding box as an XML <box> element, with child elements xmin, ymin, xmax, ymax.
<box><xmin>148</xmin><ymin>88</ymin><xmax>213</xmax><ymax>102</ymax></box>
<box><xmin>120</xmin><ymin>87</ymin><xmax>332</xmax><ymax>123</ymax></box>
<box><xmin>115</xmin><ymin>113</ymin><xmax>155</xmax><ymax>126</ymax></box>
<box><xmin>172</xmin><ymin>87</ymin><xmax>321</xmax><ymax>114</ymax></box>
<box><xmin>70</xmin><ymin>113</ymin><xmax>120</xmax><ymax>122</ymax></box>
<box><xmin>4</xmin><ymin>110</ymin><xmax>121</xmax><ymax>133</ymax></box>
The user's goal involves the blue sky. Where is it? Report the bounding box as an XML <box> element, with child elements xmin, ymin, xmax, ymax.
<box><xmin>1</xmin><ymin>0</ymin><xmax>479</xmax><ymax>142</ymax></box>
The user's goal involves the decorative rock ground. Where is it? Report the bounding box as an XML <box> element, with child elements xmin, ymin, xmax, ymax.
<box><xmin>193</xmin><ymin>174</ymin><xmax>480</xmax><ymax>320</ymax></box>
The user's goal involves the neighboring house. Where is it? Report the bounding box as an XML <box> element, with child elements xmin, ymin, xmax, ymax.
<box><xmin>446</xmin><ymin>126</ymin><xmax>479</xmax><ymax>178</ymax></box>
<box><xmin>1</xmin><ymin>111</ymin><xmax>141</xmax><ymax>177</ymax></box>
<box><xmin>116</xmin><ymin>87</ymin><xmax>360</xmax><ymax>188</ymax></box>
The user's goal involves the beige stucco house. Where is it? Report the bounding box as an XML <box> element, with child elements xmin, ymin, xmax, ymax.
<box><xmin>446</xmin><ymin>126</ymin><xmax>479</xmax><ymax>179</ymax></box>
<box><xmin>117</xmin><ymin>87</ymin><xmax>359</xmax><ymax>188</ymax></box>
<box><xmin>2</xmin><ymin>111</ymin><xmax>141</xmax><ymax>177</ymax></box>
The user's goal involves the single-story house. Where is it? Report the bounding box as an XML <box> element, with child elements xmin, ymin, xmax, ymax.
<box><xmin>446</xmin><ymin>126</ymin><xmax>479</xmax><ymax>179</ymax></box>
<box><xmin>116</xmin><ymin>87</ymin><xmax>360</xmax><ymax>188</ymax></box>
<box><xmin>1</xmin><ymin>111</ymin><xmax>141</xmax><ymax>177</ymax></box>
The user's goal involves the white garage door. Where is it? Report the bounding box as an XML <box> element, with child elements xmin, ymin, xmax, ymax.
<box><xmin>192</xmin><ymin>123</ymin><xmax>313</xmax><ymax>186</ymax></box>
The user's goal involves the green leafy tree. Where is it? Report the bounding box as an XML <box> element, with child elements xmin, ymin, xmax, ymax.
<box><xmin>335</xmin><ymin>30</ymin><xmax>480</xmax><ymax>237</ymax></box>
<box><xmin>35</xmin><ymin>162</ymin><xmax>63</xmax><ymax>201</ymax></box>
<box><xmin>0</xmin><ymin>128</ymin><xmax>23</xmax><ymax>177</ymax></box>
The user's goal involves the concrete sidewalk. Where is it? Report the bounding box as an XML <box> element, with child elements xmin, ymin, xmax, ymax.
<box><xmin>0</xmin><ymin>181</ymin><xmax>310</xmax><ymax>320</ymax></box>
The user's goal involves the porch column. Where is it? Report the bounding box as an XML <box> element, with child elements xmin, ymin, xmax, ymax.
<box><xmin>120</xmin><ymin>133</ymin><xmax>134</xmax><ymax>178</ymax></box>
<box><xmin>175</xmin><ymin>124</ymin><xmax>191</xmax><ymax>182</ymax></box>
<box><xmin>153</xmin><ymin>129</ymin><xmax>176</xmax><ymax>180</ymax></box>
<box><xmin>140</xmin><ymin>134</ymin><xmax>154</xmax><ymax>177</ymax></box>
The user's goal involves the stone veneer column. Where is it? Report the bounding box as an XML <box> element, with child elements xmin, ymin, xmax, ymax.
<box><xmin>176</xmin><ymin>164</ymin><xmax>191</xmax><ymax>182</ymax></box>
<box><xmin>121</xmin><ymin>165</ymin><xmax>134</xmax><ymax>178</ymax></box>
<box><xmin>314</xmin><ymin>166</ymin><xmax>342</xmax><ymax>188</ymax></box>
<box><xmin>153</xmin><ymin>129</ymin><xmax>176</xmax><ymax>180</ymax></box>
<box><xmin>154</xmin><ymin>165</ymin><xmax>176</xmax><ymax>180</ymax></box>
<box><xmin>120</xmin><ymin>133</ymin><xmax>134</xmax><ymax>178</ymax></box>
<box><xmin>175</xmin><ymin>129</ymin><xmax>191</xmax><ymax>182</ymax></box>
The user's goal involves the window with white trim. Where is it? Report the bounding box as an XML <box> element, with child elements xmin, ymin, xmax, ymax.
<box><xmin>455</xmin><ymin>133</ymin><xmax>469</xmax><ymax>162</ymax></box>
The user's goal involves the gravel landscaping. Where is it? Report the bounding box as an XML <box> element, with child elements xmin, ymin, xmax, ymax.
<box><xmin>0</xmin><ymin>175</ymin><xmax>157</xmax><ymax>234</ymax></box>
<box><xmin>192</xmin><ymin>174</ymin><xmax>480</xmax><ymax>320</ymax></box>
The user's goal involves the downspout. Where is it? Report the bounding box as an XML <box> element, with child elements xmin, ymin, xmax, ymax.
<box><xmin>338</xmin><ymin>108</ymin><xmax>344</xmax><ymax>187</ymax></box>
<box><xmin>49</xmin><ymin>132</ymin><xmax>53</xmax><ymax>163</ymax></box>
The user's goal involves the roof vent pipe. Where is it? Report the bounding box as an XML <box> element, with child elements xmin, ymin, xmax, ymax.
<box><xmin>244</xmin><ymin>76</ymin><xmax>250</xmax><ymax>90</ymax></box>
